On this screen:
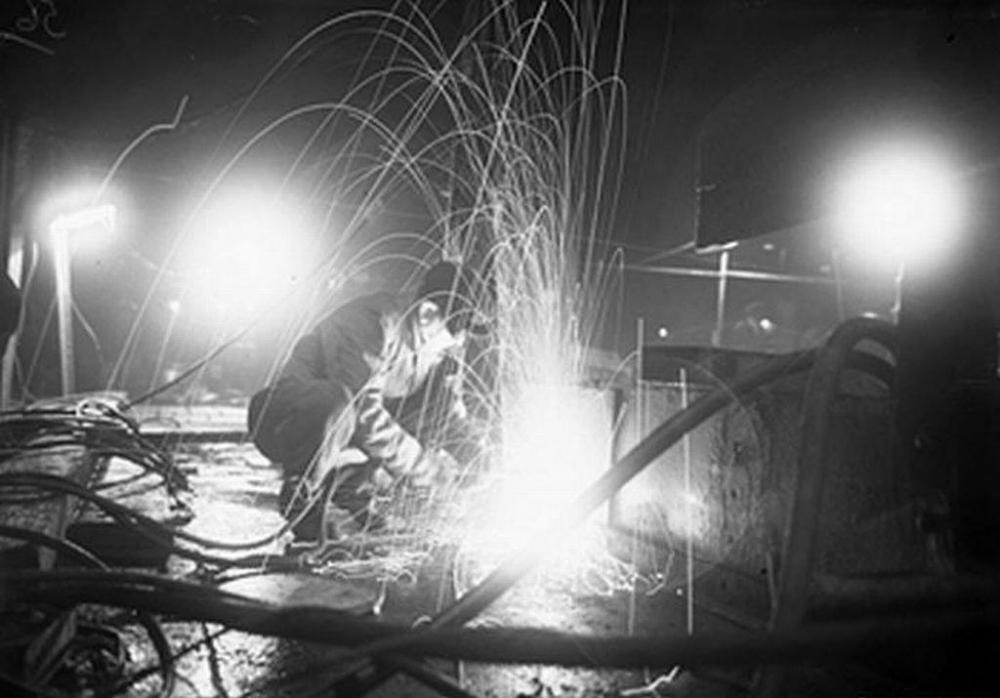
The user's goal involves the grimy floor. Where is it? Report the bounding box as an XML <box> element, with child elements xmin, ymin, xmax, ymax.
<box><xmin>3</xmin><ymin>403</ymin><xmax>751</xmax><ymax>697</ymax></box>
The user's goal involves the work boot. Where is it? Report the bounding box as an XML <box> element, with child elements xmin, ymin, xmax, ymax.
<box><xmin>278</xmin><ymin>474</ymin><xmax>323</xmax><ymax>541</ymax></box>
<box><xmin>279</xmin><ymin>465</ymin><xmax>380</xmax><ymax>542</ymax></box>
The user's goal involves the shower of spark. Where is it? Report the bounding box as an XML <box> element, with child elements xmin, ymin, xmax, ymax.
<box><xmin>253</xmin><ymin>0</ymin><xmax>631</xmax><ymax>582</ymax></box>
<box><xmin>392</xmin><ymin>0</ymin><xmax>631</xmax><ymax>582</ymax></box>
<box><xmin>103</xmin><ymin>1</ymin><xmax>636</xmax><ymax>589</ymax></box>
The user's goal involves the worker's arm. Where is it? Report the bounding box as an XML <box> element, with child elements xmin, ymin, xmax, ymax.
<box><xmin>392</xmin><ymin>357</ymin><xmax>486</xmax><ymax>469</ymax></box>
<box><xmin>316</xmin><ymin>295</ymin><xmax>425</xmax><ymax>478</ymax></box>
<box><xmin>353</xmin><ymin>387</ymin><xmax>424</xmax><ymax>477</ymax></box>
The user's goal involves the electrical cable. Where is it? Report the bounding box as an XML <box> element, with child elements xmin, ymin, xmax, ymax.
<box><xmin>0</xmin><ymin>472</ymin><xmax>353</xmax><ymax>568</ymax></box>
<box><xmin>0</xmin><ymin>532</ymin><xmax>175</xmax><ymax>698</ymax></box>
<box><xmin>74</xmin><ymin>397</ymin><xmax>191</xmax><ymax>493</ymax></box>
<box><xmin>0</xmin><ymin>524</ymin><xmax>108</xmax><ymax>569</ymax></box>
<box><xmin>108</xmin><ymin>624</ymin><xmax>230</xmax><ymax>696</ymax></box>
<box><xmin>3</xmin><ymin>334</ymin><xmax>976</xmax><ymax>696</ymax></box>
<box><xmin>324</xmin><ymin>344</ymin><xmax>894</xmax><ymax>694</ymax></box>
<box><xmin>0</xmin><ymin>441</ymin><xmax>185</xmax><ymax>508</ymax></box>
<box><xmin>0</xmin><ymin>472</ymin><xmax>248</xmax><ymax>566</ymax></box>
<box><xmin>0</xmin><ymin>414</ymin><xmax>368</xmax><ymax>558</ymax></box>
<box><xmin>2</xmin><ymin>568</ymin><xmax>997</xmax><ymax>670</ymax></box>
<box><xmin>20</xmin><ymin>621</ymin><xmax>129</xmax><ymax>697</ymax></box>
<box><xmin>1</xmin><ymin>335</ymin><xmax>900</xmax><ymax>693</ymax></box>
<box><xmin>107</xmin><ymin>612</ymin><xmax>176</xmax><ymax>698</ymax></box>
<box><xmin>0</xmin><ymin>400</ymin><xmax>189</xmax><ymax>496</ymax></box>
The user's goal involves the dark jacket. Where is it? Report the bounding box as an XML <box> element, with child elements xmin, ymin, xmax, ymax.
<box><xmin>249</xmin><ymin>292</ymin><xmax>462</xmax><ymax>477</ymax></box>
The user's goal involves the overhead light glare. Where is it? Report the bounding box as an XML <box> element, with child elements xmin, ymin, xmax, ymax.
<box><xmin>831</xmin><ymin>141</ymin><xmax>964</xmax><ymax>270</ymax></box>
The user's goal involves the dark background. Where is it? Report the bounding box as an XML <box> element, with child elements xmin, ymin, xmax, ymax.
<box><xmin>2</xmin><ymin>0</ymin><xmax>996</xmax><ymax>399</ymax></box>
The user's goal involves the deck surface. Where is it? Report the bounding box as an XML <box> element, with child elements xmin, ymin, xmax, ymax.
<box><xmin>2</xmin><ymin>404</ymin><xmax>749</xmax><ymax>697</ymax></box>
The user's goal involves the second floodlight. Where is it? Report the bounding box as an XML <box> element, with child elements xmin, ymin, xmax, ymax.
<box><xmin>831</xmin><ymin>141</ymin><xmax>965</xmax><ymax>270</ymax></box>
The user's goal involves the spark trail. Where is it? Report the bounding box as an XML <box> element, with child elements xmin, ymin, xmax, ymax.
<box><xmin>106</xmin><ymin>0</ymin><xmax>641</xmax><ymax>590</ymax></box>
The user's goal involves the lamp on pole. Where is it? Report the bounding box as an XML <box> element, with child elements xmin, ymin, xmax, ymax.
<box><xmin>829</xmin><ymin>137</ymin><xmax>1000</xmax><ymax>570</ymax></box>
<box><xmin>49</xmin><ymin>203</ymin><xmax>115</xmax><ymax>396</ymax></box>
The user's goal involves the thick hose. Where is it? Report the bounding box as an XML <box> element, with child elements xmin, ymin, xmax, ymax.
<box><xmin>333</xmin><ymin>349</ymin><xmax>817</xmax><ymax>695</ymax></box>
<box><xmin>753</xmin><ymin>317</ymin><xmax>896</xmax><ymax>697</ymax></box>
<box><xmin>341</xmin><ymin>345</ymin><xmax>898</xmax><ymax>694</ymax></box>
<box><xmin>0</xmin><ymin>536</ymin><xmax>176</xmax><ymax>698</ymax></box>
<box><xmin>3</xmin><ymin>340</ymin><xmax>895</xmax><ymax>695</ymax></box>
<box><xmin>772</xmin><ymin>318</ymin><xmax>896</xmax><ymax>631</ymax></box>
<box><xmin>433</xmin><ymin>349</ymin><xmax>817</xmax><ymax>629</ymax></box>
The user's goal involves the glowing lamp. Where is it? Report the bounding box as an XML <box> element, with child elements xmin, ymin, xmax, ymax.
<box><xmin>183</xmin><ymin>184</ymin><xmax>312</xmax><ymax>324</ymax></box>
<box><xmin>50</xmin><ymin>204</ymin><xmax>117</xmax><ymax>241</ymax></box>
<box><xmin>830</xmin><ymin>142</ymin><xmax>964</xmax><ymax>270</ymax></box>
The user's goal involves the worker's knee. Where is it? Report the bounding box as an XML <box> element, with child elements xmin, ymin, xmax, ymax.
<box><xmin>248</xmin><ymin>378</ymin><xmax>350</xmax><ymax>470</ymax></box>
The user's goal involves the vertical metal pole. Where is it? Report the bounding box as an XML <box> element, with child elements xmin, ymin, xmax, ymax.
<box><xmin>636</xmin><ymin>317</ymin><xmax>646</xmax><ymax>505</ymax></box>
<box><xmin>891</xmin><ymin>258</ymin><xmax>904</xmax><ymax>325</ymax></box>
<box><xmin>614</xmin><ymin>317</ymin><xmax>644</xmax><ymax>528</ymax></box>
<box><xmin>628</xmin><ymin>316</ymin><xmax>650</xmax><ymax>685</ymax></box>
<box><xmin>636</xmin><ymin>316</ymin><xmax>645</xmax><ymax>436</ymax></box>
<box><xmin>831</xmin><ymin>246</ymin><xmax>846</xmax><ymax>322</ymax></box>
<box><xmin>2</xmin><ymin>245</ymin><xmax>25</xmax><ymax>409</ymax></box>
<box><xmin>712</xmin><ymin>249</ymin><xmax>730</xmax><ymax>347</ymax></box>
<box><xmin>0</xmin><ymin>116</ymin><xmax>13</xmax><ymax>267</ymax></box>
<box><xmin>0</xmin><ymin>115</ymin><xmax>17</xmax><ymax>408</ymax></box>
<box><xmin>680</xmin><ymin>367</ymin><xmax>694</xmax><ymax>635</ymax></box>
<box><xmin>149</xmin><ymin>301</ymin><xmax>181</xmax><ymax>395</ymax></box>
<box><xmin>53</xmin><ymin>230</ymin><xmax>74</xmax><ymax>396</ymax></box>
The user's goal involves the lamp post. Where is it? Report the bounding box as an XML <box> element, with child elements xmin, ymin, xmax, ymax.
<box><xmin>49</xmin><ymin>204</ymin><xmax>115</xmax><ymax>396</ymax></box>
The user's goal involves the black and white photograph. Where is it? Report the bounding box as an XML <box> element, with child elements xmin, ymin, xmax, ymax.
<box><xmin>0</xmin><ymin>1</ymin><xmax>997</xmax><ymax>696</ymax></box>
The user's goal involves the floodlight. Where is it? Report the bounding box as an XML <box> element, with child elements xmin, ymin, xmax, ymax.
<box><xmin>831</xmin><ymin>142</ymin><xmax>964</xmax><ymax>270</ymax></box>
<box><xmin>184</xmin><ymin>184</ymin><xmax>312</xmax><ymax>322</ymax></box>
<box><xmin>50</xmin><ymin>204</ymin><xmax>117</xmax><ymax>240</ymax></box>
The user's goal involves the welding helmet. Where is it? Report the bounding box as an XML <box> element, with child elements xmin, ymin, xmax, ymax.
<box><xmin>415</xmin><ymin>260</ymin><xmax>489</xmax><ymax>336</ymax></box>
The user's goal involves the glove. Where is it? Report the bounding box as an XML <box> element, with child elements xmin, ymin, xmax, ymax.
<box><xmin>408</xmin><ymin>448</ymin><xmax>458</xmax><ymax>489</ymax></box>
<box><xmin>369</xmin><ymin>448</ymin><xmax>458</xmax><ymax>492</ymax></box>
<box><xmin>361</xmin><ymin>450</ymin><xmax>457</xmax><ymax>528</ymax></box>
